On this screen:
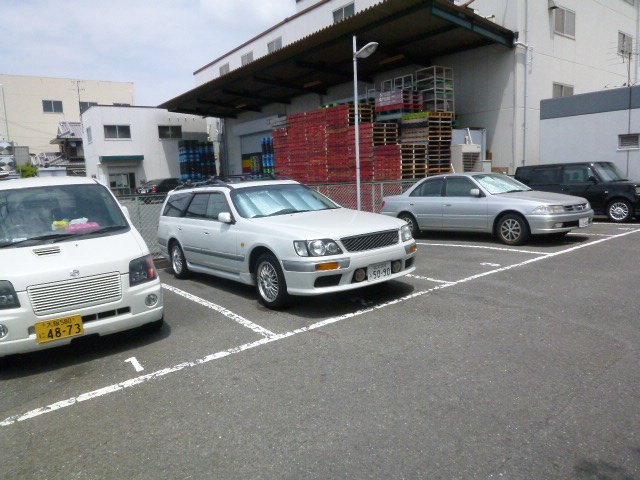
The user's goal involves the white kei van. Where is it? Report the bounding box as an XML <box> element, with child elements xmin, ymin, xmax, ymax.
<box><xmin>0</xmin><ymin>177</ymin><xmax>164</xmax><ymax>358</ymax></box>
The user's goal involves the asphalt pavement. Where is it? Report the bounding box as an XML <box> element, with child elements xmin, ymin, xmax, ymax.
<box><xmin>1</xmin><ymin>221</ymin><xmax>639</xmax><ymax>479</ymax></box>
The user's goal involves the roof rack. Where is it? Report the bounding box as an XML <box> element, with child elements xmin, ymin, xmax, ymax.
<box><xmin>173</xmin><ymin>173</ymin><xmax>292</xmax><ymax>190</ymax></box>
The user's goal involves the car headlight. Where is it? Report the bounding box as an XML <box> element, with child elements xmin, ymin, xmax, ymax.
<box><xmin>635</xmin><ymin>186</ymin><xmax>640</xmax><ymax>195</ymax></box>
<box><xmin>129</xmin><ymin>255</ymin><xmax>158</xmax><ymax>286</ymax></box>
<box><xmin>0</xmin><ymin>280</ymin><xmax>20</xmax><ymax>310</ymax></box>
<box><xmin>400</xmin><ymin>224</ymin><xmax>413</xmax><ymax>242</ymax></box>
<box><xmin>532</xmin><ymin>205</ymin><xmax>565</xmax><ymax>214</ymax></box>
<box><xmin>293</xmin><ymin>239</ymin><xmax>343</xmax><ymax>257</ymax></box>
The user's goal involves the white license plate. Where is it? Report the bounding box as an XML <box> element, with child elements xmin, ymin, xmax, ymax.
<box><xmin>368</xmin><ymin>261</ymin><xmax>392</xmax><ymax>281</ymax></box>
<box><xmin>139</xmin><ymin>189</ymin><xmax>148</xmax><ymax>194</ymax></box>
<box><xmin>579</xmin><ymin>217</ymin><xmax>590</xmax><ymax>228</ymax></box>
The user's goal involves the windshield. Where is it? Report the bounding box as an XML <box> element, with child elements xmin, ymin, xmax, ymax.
<box><xmin>0</xmin><ymin>183</ymin><xmax>129</xmax><ymax>247</ymax></box>
<box><xmin>473</xmin><ymin>174</ymin><xmax>531</xmax><ymax>194</ymax></box>
<box><xmin>231</xmin><ymin>184</ymin><xmax>339</xmax><ymax>218</ymax></box>
<box><xmin>593</xmin><ymin>162</ymin><xmax>627</xmax><ymax>181</ymax></box>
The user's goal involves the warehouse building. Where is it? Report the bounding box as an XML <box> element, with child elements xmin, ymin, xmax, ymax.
<box><xmin>161</xmin><ymin>0</ymin><xmax>638</xmax><ymax>180</ymax></box>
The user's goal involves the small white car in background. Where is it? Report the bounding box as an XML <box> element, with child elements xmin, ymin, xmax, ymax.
<box><xmin>157</xmin><ymin>178</ymin><xmax>417</xmax><ymax>308</ymax></box>
<box><xmin>0</xmin><ymin>177</ymin><xmax>164</xmax><ymax>358</ymax></box>
<box><xmin>381</xmin><ymin>172</ymin><xmax>594</xmax><ymax>246</ymax></box>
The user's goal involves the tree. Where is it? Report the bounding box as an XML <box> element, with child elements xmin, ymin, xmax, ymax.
<box><xmin>17</xmin><ymin>164</ymin><xmax>38</xmax><ymax>178</ymax></box>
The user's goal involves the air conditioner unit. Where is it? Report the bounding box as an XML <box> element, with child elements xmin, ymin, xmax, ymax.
<box><xmin>450</xmin><ymin>143</ymin><xmax>482</xmax><ymax>173</ymax></box>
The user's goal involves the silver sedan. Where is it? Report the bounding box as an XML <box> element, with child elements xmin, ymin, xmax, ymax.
<box><xmin>380</xmin><ymin>173</ymin><xmax>594</xmax><ymax>245</ymax></box>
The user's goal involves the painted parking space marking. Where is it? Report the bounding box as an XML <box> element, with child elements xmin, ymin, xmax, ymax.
<box><xmin>2</xmin><ymin>228</ymin><xmax>638</xmax><ymax>428</ymax></box>
<box><xmin>567</xmin><ymin>232</ymin><xmax>614</xmax><ymax>237</ymax></box>
<box><xmin>417</xmin><ymin>242</ymin><xmax>550</xmax><ymax>256</ymax></box>
<box><xmin>480</xmin><ymin>262</ymin><xmax>501</xmax><ymax>267</ymax></box>
<box><xmin>406</xmin><ymin>274</ymin><xmax>454</xmax><ymax>284</ymax></box>
<box><xmin>162</xmin><ymin>284</ymin><xmax>276</xmax><ymax>338</ymax></box>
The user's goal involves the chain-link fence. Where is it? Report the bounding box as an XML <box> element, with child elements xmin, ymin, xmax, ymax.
<box><xmin>120</xmin><ymin>180</ymin><xmax>418</xmax><ymax>259</ymax></box>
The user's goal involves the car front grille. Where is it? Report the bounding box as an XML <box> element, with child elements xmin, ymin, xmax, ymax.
<box><xmin>340</xmin><ymin>229</ymin><xmax>399</xmax><ymax>252</ymax></box>
<box><xmin>566</xmin><ymin>203</ymin><xmax>589</xmax><ymax>212</ymax></box>
<box><xmin>27</xmin><ymin>272</ymin><xmax>122</xmax><ymax>316</ymax></box>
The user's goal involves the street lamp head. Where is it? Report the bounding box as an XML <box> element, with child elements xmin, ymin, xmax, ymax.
<box><xmin>354</xmin><ymin>42</ymin><xmax>379</xmax><ymax>59</ymax></box>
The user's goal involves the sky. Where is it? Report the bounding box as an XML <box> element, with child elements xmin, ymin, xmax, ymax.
<box><xmin>1</xmin><ymin>0</ymin><xmax>298</xmax><ymax>106</ymax></box>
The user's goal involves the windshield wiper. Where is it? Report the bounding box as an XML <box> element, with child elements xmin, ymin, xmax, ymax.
<box><xmin>0</xmin><ymin>233</ymin><xmax>77</xmax><ymax>248</ymax></box>
<box><xmin>58</xmin><ymin>225</ymin><xmax>129</xmax><ymax>239</ymax></box>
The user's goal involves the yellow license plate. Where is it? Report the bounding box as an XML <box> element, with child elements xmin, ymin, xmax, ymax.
<box><xmin>34</xmin><ymin>315</ymin><xmax>84</xmax><ymax>344</ymax></box>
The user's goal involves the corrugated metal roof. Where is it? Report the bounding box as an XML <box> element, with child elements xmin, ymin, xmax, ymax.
<box><xmin>160</xmin><ymin>0</ymin><xmax>514</xmax><ymax>118</ymax></box>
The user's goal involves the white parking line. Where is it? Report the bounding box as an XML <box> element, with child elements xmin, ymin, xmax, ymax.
<box><xmin>2</xmin><ymin>228</ymin><xmax>638</xmax><ymax>427</ymax></box>
<box><xmin>567</xmin><ymin>232</ymin><xmax>614</xmax><ymax>237</ymax></box>
<box><xmin>406</xmin><ymin>274</ymin><xmax>454</xmax><ymax>284</ymax></box>
<box><xmin>417</xmin><ymin>242</ymin><xmax>550</xmax><ymax>256</ymax></box>
<box><xmin>161</xmin><ymin>284</ymin><xmax>276</xmax><ymax>338</ymax></box>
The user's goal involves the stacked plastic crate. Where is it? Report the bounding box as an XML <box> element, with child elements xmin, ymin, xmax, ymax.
<box><xmin>273</xmin><ymin>104</ymin><xmax>400</xmax><ymax>184</ymax></box>
<box><xmin>179</xmin><ymin>140</ymin><xmax>216</xmax><ymax>182</ymax></box>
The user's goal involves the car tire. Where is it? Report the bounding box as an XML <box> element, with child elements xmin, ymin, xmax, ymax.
<box><xmin>399</xmin><ymin>212</ymin><xmax>420</xmax><ymax>237</ymax></box>
<box><xmin>496</xmin><ymin>213</ymin><xmax>530</xmax><ymax>246</ymax></box>
<box><xmin>606</xmin><ymin>199</ymin><xmax>633</xmax><ymax>223</ymax></box>
<box><xmin>171</xmin><ymin>243</ymin><xmax>190</xmax><ymax>279</ymax></box>
<box><xmin>255</xmin><ymin>253</ymin><xmax>290</xmax><ymax>309</ymax></box>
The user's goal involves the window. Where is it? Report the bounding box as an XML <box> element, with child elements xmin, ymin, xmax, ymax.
<box><xmin>333</xmin><ymin>2</ymin><xmax>355</xmax><ymax>23</ymax></box>
<box><xmin>618</xmin><ymin>133</ymin><xmax>640</xmax><ymax>149</ymax></box>
<box><xmin>241</xmin><ymin>52</ymin><xmax>253</xmax><ymax>66</ymax></box>
<box><xmin>553</xmin><ymin>82</ymin><xmax>574</xmax><ymax>98</ymax></box>
<box><xmin>79</xmin><ymin>101</ymin><xmax>98</xmax><ymax>114</ymax></box>
<box><xmin>562</xmin><ymin>166</ymin><xmax>593</xmax><ymax>183</ymax></box>
<box><xmin>410</xmin><ymin>178</ymin><xmax>443</xmax><ymax>197</ymax></box>
<box><xmin>185</xmin><ymin>193</ymin><xmax>209</xmax><ymax>218</ymax></box>
<box><xmin>86</xmin><ymin>127</ymin><xmax>92</xmax><ymax>144</ymax></box>
<box><xmin>554</xmin><ymin>7</ymin><xmax>575</xmax><ymax>37</ymax></box>
<box><xmin>530</xmin><ymin>167</ymin><xmax>562</xmax><ymax>185</ymax></box>
<box><xmin>206</xmin><ymin>193</ymin><xmax>230</xmax><ymax>220</ymax></box>
<box><xmin>219</xmin><ymin>63</ymin><xmax>230</xmax><ymax>76</ymax></box>
<box><xmin>158</xmin><ymin>125</ymin><xmax>182</xmax><ymax>139</ymax></box>
<box><xmin>268</xmin><ymin>37</ymin><xmax>282</xmax><ymax>54</ymax></box>
<box><xmin>162</xmin><ymin>193</ymin><xmax>191</xmax><ymax>217</ymax></box>
<box><xmin>104</xmin><ymin>125</ymin><xmax>131</xmax><ymax>139</ymax></box>
<box><xmin>42</xmin><ymin>100</ymin><xmax>63</xmax><ymax>113</ymax></box>
<box><xmin>444</xmin><ymin>177</ymin><xmax>477</xmax><ymax>197</ymax></box>
<box><xmin>618</xmin><ymin>32</ymin><xmax>633</xmax><ymax>57</ymax></box>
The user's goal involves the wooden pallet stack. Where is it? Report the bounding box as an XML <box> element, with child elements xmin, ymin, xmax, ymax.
<box><xmin>426</xmin><ymin>112</ymin><xmax>453</xmax><ymax>175</ymax></box>
<box><xmin>374</xmin><ymin>89</ymin><xmax>421</xmax><ymax>121</ymax></box>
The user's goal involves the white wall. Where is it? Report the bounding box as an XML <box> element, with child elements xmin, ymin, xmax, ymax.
<box><xmin>82</xmin><ymin>106</ymin><xmax>208</xmax><ymax>189</ymax></box>
<box><xmin>540</xmin><ymin>109</ymin><xmax>640</xmax><ymax>180</ymax></box>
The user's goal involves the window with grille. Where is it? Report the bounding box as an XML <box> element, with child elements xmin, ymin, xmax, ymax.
<box><xmin>42</xmin><ymin>100</ymin><xmax>63</xmax><ymax>113</ymax></box>
<box><xmin>618</xmin><ymin>32</ymin><xmax>633</xmax><ymax>57</ymax></box>
<box><xmin>241</xmin><ymin>52</ymin><xmax>253</xmax><ymax>66</ymax></box>
<box><xmin>104</xmin><ymin>125</ymin><xmax>131</xmax><ymax>139</ymax></box>
<box><xmin>219</xmin><ymin>63</ymin><xmax>230</xmax><ymax>76</ymax></box>
<box><xmin>333</xmin><ymin>2</ymin><xmax>354</xmax><ymax>23</ymax></box>
<box><xmin>268</xmin><ymin>37</ymin><xmax>282</xmax><ymax>54</ymax></box>
<box><xmin>554</xmin><ymin>7</ymin><xmax>575</xmax><ymax>38</ymax></box>
<box><xmin>158</xmin><ymin>125</ymin><xmax>182</xmax><ymax>139</ymax></box>
<box><xmin>619</xmin><ymin>134</ymin><xmax>640</xmax><ymax>149</ymax></box>
<box><xmin>552</xmin><ymin>82</ymin><xmax>574</xmax><ymax>98</ymax></box>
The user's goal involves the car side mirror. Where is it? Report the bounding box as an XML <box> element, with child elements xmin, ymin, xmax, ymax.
<box><xmin>587</xmin><ymin>175</ymin><xmax>598</xmax><ymax>183</ymax></box>
<box><xmin>469</xmin><ymin>188</ymin><xmax>481</xmax><ymax>197</ymax></box>
<box><xmin>218</xmin><ymin>212</ymin><xmax>234</xmax><ymax>224</ymax></box>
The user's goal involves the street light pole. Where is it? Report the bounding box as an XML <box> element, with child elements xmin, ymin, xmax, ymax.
<box><xmin>0</xmin><ymin>84</ymin><xmax>9</xmax><ymax>141</ymax></box>
<box><xmin>352</xmin><ymin>36</ymin><xmax>378</xmax><ymax>211</ymax></box>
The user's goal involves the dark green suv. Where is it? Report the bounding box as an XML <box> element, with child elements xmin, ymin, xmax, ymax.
<box><xmin>515</xmin><ymin>162</ymin><xmax>640</xmax><ymax>222</ymax></box>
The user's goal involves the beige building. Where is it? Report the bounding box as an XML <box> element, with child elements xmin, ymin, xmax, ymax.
<box><xmin>0</xmin><ymin>74</ymin><xmax>135</xmax><ymax>156</ymax></box>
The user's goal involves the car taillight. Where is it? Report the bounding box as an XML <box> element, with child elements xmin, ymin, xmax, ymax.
<box><xmin>151</xmin><ymin>186</ymin><xmax>158</xmax><ymax>193</ymax></box>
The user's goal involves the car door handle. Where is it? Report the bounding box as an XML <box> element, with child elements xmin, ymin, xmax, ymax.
<box><xmin>444</xmin><ymin>204</ymin><xmax>452</xmax><ymax>207</ymax></box>
<box><xmin>204</xmin><ymin>231</ymin><xmax>210</xmax><ymax>235</ymax></box>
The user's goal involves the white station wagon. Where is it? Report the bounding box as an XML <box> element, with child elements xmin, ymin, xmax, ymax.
<box><xmin>157</xmin><ymin>178</ymin><xmax>417</xmax><ymax>308</ymax></box>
